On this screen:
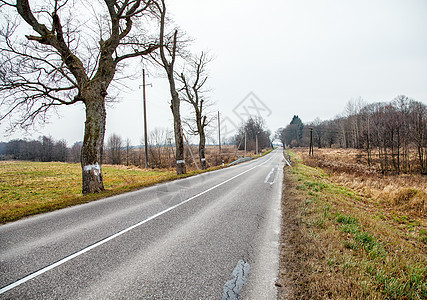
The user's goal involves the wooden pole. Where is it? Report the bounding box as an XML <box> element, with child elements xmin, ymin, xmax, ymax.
<box><xmin>256</xmin><ymin>134</ymin><xmax>258</xmax><ymax>156</ymax></box>
<box><xmin>309</xmin><ymin>127</ymin><xmax>314</xmax><ymax>156</ymax></box>
<box><xmin>244</xmin><ymin>131</ymin><xmax>247</xmax><ymax>157</ymax></box>
<box><xmin>143</xmin><ymin>69</ymin><xmax>149</xmax><ymax>168</ymax></box>
<box><xmin>218</xmin><ymin>111</ymin><xmax>221</xmax><ymax>154</ymax></box>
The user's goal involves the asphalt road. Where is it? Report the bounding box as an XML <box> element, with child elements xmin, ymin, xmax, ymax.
<box><xmin>0</xmin><ymin>149</ymin><xmax>284</xmax><ymax>299</ymax></box>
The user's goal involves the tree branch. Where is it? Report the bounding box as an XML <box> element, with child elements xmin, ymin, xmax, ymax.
<box><xmin>114</xmin><ymin>43</ymin><xmax>160</xmax><ymax>63</ymax></box>
<box><xmin>16</xmin><ymin>0</ymin><xmax>51</xmax><ymax>38</ymax></box>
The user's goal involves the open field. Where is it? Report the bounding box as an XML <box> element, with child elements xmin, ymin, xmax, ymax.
<box><xmin>0</xmin><ymin>147</ymin><xmax>273</xmax><ymax>223</ymax></box>
<box><xmin>0</xmin><ymin>161</ymin><xmax>220</xmax><ymax>223</ymax></box>
<box><xmin>296</xmin><ymin>148</ymin><xmax>426</xmax><ymax>219</ymax></box>
<box><xmin>278</xmin><ymin>149</ymin><xmax>426</xmax><ymax>299</ymax></box>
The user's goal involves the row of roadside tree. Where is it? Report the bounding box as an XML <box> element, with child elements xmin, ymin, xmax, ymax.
<box><xmin>0</xmin><ymin>1</ymin><xmax>214</xmax><ymax>194</ymax></box>
<box><xmin>1</xmin><ymin>115</ymin><xmax>272</xmax><ymax>167</ymax></box>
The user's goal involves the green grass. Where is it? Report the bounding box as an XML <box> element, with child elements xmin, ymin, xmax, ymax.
<box><xmin>0</xmin><ymin>161</ymin><xmax>220</xmax><ymax>223</ymax></box>
<box><xmin>0</xmin><ymin>150</ymin><xmax>276</xmax><ymax>223</ymax></box>
<box><xmin>285</xmin><ymin>151</ymin><xmax>427</xmax><ymax>299</ymax></box>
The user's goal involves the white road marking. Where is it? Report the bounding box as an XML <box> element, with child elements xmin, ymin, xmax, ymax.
<box><xmin>271</xmin><ymin>166</ymin><xmax>280</xmax><ymax>185</ymax></box>
<box><xmin>264</xmin><ymin>168</ymin><xmax>275</xmax><ymax>184</ymax></box>
<box><xmin>0</xmin><ymin>156</ymin><xmax>274</xmax><ymax>295</ymax></box>
<box><xmin>264</xmin><ymin>167</ymin><xmax>279</xmax><ymax>185</ymax></box>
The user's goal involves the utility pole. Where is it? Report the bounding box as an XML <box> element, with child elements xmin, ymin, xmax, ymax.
<box><xmin>256</xmin><ymin>134</ymin><xmax>258</xmax><ymax>156</ymax></box>
<box><xmin>218</xmin><ymin>111</ymin><xmax>221</xmax><ymax>154</ymax></box>
<box><xmin>142</xmin><ymin>69</ymin><xmax>149</xmax><ymax>168</ymax></box>
<box><xmin>244</xmin><ymin>131</ymin><xmax>247</xmax><ymax>158</ymax></box>
<box><xmin>309</xmin><ymin>127</ymin><xmax>314</xmax><ymax>156</ymax></box>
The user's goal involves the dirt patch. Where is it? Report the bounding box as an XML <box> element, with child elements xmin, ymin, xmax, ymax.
<box><xmin>276</xmin><ymin>165</ymin><xmax>302</xmax><ymax>299</ymax></box>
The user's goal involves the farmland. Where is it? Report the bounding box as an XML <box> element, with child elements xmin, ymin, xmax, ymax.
<box><xmin>0</xmin><ymin>161</ymin><xmax>211</xmax><ymax>223</ymax></box>
<box><xmin>0</xmin><ymin>145</ymin><xmax>271</xmax><ymax>223</ymax></box>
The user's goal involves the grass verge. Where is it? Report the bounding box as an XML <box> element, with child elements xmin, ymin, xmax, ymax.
<box><xmin>278</xmin><ymin>151</ymin><xmax>426</xmax><ymax>299</ymax></box>
<box><xmin>0</xmin><ymin>161</ymin><xmax>221</xmax><ymax>223</ymax></box>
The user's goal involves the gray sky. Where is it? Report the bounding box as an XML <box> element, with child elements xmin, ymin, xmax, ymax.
<box><xmin>2</xmin><ymin>0</ymin><xmax>427</xmax><ymax>145</ymax></box>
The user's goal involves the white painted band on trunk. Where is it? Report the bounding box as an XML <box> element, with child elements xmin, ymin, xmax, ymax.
<box><xmin>83</xmin><ymin>164</ymin><xmax>101</xmax><ymax>172</ymax></box>
<box><xmin>176</xmin><ymin>160</ymin><xmax>185</xmax><ymax>164</ymax></box>
<box><xmin>201</xmin><ymin>158</ymin><xmax>206</xmax><ymax>161</ymax></box>
<box><xmin>0</xmin><ymin>155</ymin><xmax>274</xmax><ymax>295</ymax></box>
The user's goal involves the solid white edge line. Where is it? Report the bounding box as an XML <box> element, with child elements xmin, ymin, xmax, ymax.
<box><xmin>0</xmin><ymin>155</ymin><xmax>274</xmax><ymax>295</ymax></box>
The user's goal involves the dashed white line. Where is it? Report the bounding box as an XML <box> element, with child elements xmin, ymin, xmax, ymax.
<box><xmin>0</xmin><ymin>155</ymin><xmax>274</xmax><ymax>295</ymax></box>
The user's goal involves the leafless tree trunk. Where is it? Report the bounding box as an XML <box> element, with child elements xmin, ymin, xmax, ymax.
<box><xmin>107</xmin><ymin>134</ymin><xmax>123</xmax><ymax>165</ymax></box>
<box><xmin>290</xmin><ymin>96</ymin><xmax>426</xmax><ymax>174</ymax></box>
<box><xmin>82</xmin><ymin>97</ymin><xmax>107</xmax><ymax>191</ymax></box>
<box><xmin>148</xmin><ymin>127</ymin><xmax>167</xmax><ymax>168</ymax></box>
<box><xmin>0</xmin><ymin>1</ymin><xmax>160</xmax><ymax>193</ymax></box>
<box><xmin>70</xmin><ymin>142</ymin><xmax>82</xmax><ymax>163</ymax></box>
<box><xmin>154</xmin><ymin>0</ymin><xmax>186</xmax><ymax>174</ymax></box>
<box><xmin>179</xmin><ymin>52</ymin><xmax>213</xmax><ymax>170</ymax></box>
<box><xmin>125</xmin><ymin>138</ymin><xmax>131</xmax><ymax>166</ymax></box>
<box><xmin>411</xmin><ymin>101</ymin><xmax>427</xmax><ymax>174</ymax></box>
<box><xmin>309</xmin><ymin>118</ymin><xmax>325</xmax><ymax>149</ymax></box>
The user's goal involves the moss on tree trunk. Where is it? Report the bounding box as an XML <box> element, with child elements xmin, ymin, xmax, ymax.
<box><xmin>81</xmin><ymin>88</ymin><xmax>106</xmax><ymax>194</ymax></box>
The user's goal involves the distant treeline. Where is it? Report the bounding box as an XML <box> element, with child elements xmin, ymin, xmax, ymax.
<box><xmin>0</xmin><ymin>136</ymin><xmax>82</xmax><ymax>163</ymax></box>
<box><xmin>234</xmin><ymin>117</ymin><xmax>271</xmax><ymax>153</ymax></box>
<box><xmin>277</xmin><ymin>95</ymin><xmax>427</xmax><ymax>174</ymax></box>
<box><xmin>0</xmin><ymin>131</ymin><xmax>229</xmax><ymax>168</ymax></box>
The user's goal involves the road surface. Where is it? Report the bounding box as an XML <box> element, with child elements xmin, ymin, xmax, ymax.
<box><xmin>0</xmin><ymin>149</ymin><xmax>284</xmax><ymax>299</ymax></box>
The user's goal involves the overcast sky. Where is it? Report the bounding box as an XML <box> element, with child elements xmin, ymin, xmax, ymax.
<box><xmin>2</xmin><ymin>0</ymin><xmax>427</xmax><ymax>145</ymax></box>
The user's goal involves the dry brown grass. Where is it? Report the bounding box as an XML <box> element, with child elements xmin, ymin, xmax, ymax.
<box><xmin>130</xmin><ymin>144</ymin><xmax>265</xmax><ymax>170</ymax></box>
<box><xmin>0</xmin><ymin>147</ymin><xmax>272</xmax><ymax>223</ymax></box>
<box><xmin>294</xmin><ymin>148</ymin><xmax>427</xmax><ymax>219</ymax></box>
<box><xmin>278</xmin><ymin>149</ymin><xmax>426</xmax><ymax>299</ymax></box>
<box><xmin>0</xmin><ymin>161</ymin><xmax>223</xmax><ymax>223</ymax></box>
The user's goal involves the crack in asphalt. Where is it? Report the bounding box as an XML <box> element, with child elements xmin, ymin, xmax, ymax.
<box><xmin>222</xmin><ymin>260</ymin><xmax>250</xmax><ymax>300</ymax></box>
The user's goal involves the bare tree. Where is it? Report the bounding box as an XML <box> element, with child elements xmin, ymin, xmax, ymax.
<box><xmin>275</xmin><ymin>128</ymin><xmax>286</xmax><ymax>148</ymax></box>
<box><xmin>345</xmin><ymin>99</ymin><xmax>364</xmax><ymax>148</ymax></box>
<box><xmin>235</xmin><ymin>117</ymin><xmax>271</xmax><ymax>152</ymax></box>
<box><xmin>107</xmin><ymin>133</ymin><xmax>123</xmax><ymax>165</ymax></box>
<box><xmin>310</xmin><ymin>117</ymin><xmax>325</xmax><ymax>148</ymax></box>
<box><xmin>53</xmin><ymin>139</ymin><xmax>68</xmax><ymax>162</ymax></box>
<box><xmin>290</xmin><ymin>96</ymin><xmax>426</xmax><ymax>174</ymax></box>
<box><xmin>410</xmin><ymin>100</ymin><xmax>427</xmax><ymax>174</ymax></box>
<box><xmin>125</xmin><ymin>138</ymin><xmax>131</xmax><ymax>166</ymax></box>
<box><xmin>153</xmin><ymin>0</ymin><xmax>186</xmax><ymax>175</ymax></box>
<box><xmin>179</xmin><ymin>51</ymin><xmax>213</xmax><ymax>170</ymax></box>
<box><xmin>41</xmin><ymin>135</ymin><xmax>54</xmax><ymax>162</ymax></box>
<box><xmin>0</xmin><ymin>1</ymin><xmax>160</xmax><ymax>193</ymax></box>
<box><xmin>69</xmin><ymin>142</ymin><xmax>82</xmax><ymax>163</ymax></box>
<box><xmin>148</xmin><ymin>127</ymin><xmax>166</xmax><ymax>168</ymax></box>
<box><xmin>393</xmin><ymin>96</ymin><xmax>411</xmax><ymax>172</ymax></box>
